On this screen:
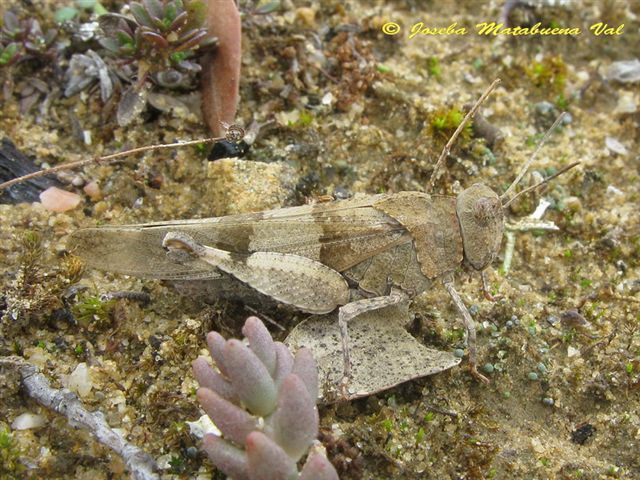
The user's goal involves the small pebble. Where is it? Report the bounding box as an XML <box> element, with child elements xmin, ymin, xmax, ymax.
<box><xmin>453</xmin><ymin>348</ymin><xmax>465</xmax><ymax>358</ymax></box>
<box><xmin>605</xmin><ymin>137</ymin><xmax>628</xmax><ymax>156</ymax></box>
<box><xmin>506</xmin><ymin>320</ymin><xmax>513</xmax><ymax>328</ymax></box>
<box><xmin>83</xmin><ymin>180</ymin><xmax>102</xmax><ymax>201</ymax></box>
<box><xmin>537</xmin><ymin>363</ymin><xmax>547</xmax><ymax>374</ymax></box>
<box><xmin>542</xmin><ymin>397</ymin><xmax>554</xmax><ymax>406</ymax></box>
<box><xmin>482</xmin><ymin>363</ymin><xmax>494</xmax><ymax>374</ymax></box>
<box><xmin>469</xmin><ymin>305</ymin><xmax>479</xmax><ymax>316</ymax></box>
<box><xmin>535</xmin><ymin>100</ymin><xmax>555</xmax><ymax>115</ymax></box>
<box><xmin>528</xmin><ymin>372</ymin><xmax>539</xmax><ymax>381</ymax></box>
<box><xmin>510</xmin><ymin>315</ymin><xmax>519</xmax><ymax>325</ymax></box>
<box><xmin>11</xmin><ymin>412</ymin><xmax>46</xmax><ymax>430</ymax></box>
<box><xmin>546</xmin><ymin>315</ymin><xmax>559</xmax><ymax>326</ymax></box>
<box><xmin>561</xmin><ymin>310</ymin><xmax>591</xmax><ymax>328</ymax></box>
<box><xmin>186</xmin><ymin>446</ymin><xmax>199</xmax><ymax>458</ymax></box>
<box><xmin>39</xmin><ymin>186</ymin><xmax>82</xmax><ymax>212</ymax></box>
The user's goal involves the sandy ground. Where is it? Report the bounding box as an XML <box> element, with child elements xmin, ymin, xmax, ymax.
<box><xmin>1</xmin><ymin>0</ymin><xmax>639</xmax><ymax>478</ymax></box>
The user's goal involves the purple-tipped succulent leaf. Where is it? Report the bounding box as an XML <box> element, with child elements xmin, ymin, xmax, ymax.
<box><xmin>273</xmin><ymin>342</ymin><xmax>294</xmax><ymax>386</ymax></box>
<box><xmin>192</xmin><ymin>356</ymin><xmax>237</xmax><ymax>402</ymax></box>
<box><xmin>197</xmin><ymin>388</ymin><xmax>259</xmax><ymax>446</ymax></box>
<box><xmin>206</xmin><ymin>331</ymin><xmax>229</xmax><ymax>376</ymax></box>
<box><xmin>292</xmin><ymin>348</ymin><xmax>319</xmax><ymax>402</ymax></box>
<box><xmin>299</xmin><ymin>452</ymin><xmax>340</xmax><ymax>480</ymax></box>
<box><xmin>245</xmin><ymin>431</ymin><xmax>297</xmax><ymax>480</ymax></box>
<box><xmin>201</xmin><ymin>434</ymin><xmax>249</xmax><ymax>480</ymax></box>
<box><xmin>224</xmin><ymin>339</ymin><xmax>277</xmax><ymax>416</ymax></box>
<box><xmin>242</xmin><ymin>316</ymin><xmax>277</xmax><ymax>376</ymax></box>
<box><xmin>271</xmin><ymin>374</ymin><xmax>319</xmax><ymax>461</ymax></box>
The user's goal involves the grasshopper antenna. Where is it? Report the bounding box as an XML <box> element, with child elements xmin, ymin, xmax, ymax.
<box><xmin>500</xmin><ymin>112</ymin><xmax>566</xmax><ymax>203</ymax></box>
<box><xmin>428</xmin><ymin>78</ymin><xmax>501</xmax><ymax>193</ymax></box>
<box><xmin>502</xmin><ymin>161</ymin><xmax>580</xmax><ymax>208</ymax></box>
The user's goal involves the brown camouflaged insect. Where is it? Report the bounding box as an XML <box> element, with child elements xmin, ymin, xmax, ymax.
<box><xmin>71</xmin><ymin>83</ymin><xmax>578</xmax><ymax>391</ymax></box>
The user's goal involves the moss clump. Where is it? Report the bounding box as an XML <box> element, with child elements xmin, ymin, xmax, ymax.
<box><xmin>526</xmin><ymin>55</ymin><xmax>567</xmax><ymax>95</ymax></box>
<box><xmin>429</xmin><ymin>107</ymin><xmax>471</xmax><ymax>142</ymax></box>
<box><xmin>0</xmin><ymin>429</ymin><xmax>25</xmax><ymax>479</ymax></box>
<box><xmin>70</xmin><ymin>294</ymin><xmax>115</xmax><ymax>328</ymax></box>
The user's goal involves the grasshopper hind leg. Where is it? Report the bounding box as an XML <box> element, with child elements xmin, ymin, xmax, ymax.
<box><xmin>338</xmin><ymin>288</ymin><xmax>409</xmax><ymax>396</ymax></box>
<box><xmin>443</xmin><ymin>276</ymin><xmax>489</xmax><ymax>384</ymax></box>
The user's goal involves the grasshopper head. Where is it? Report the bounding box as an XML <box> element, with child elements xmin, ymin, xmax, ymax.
<box><xmin>456</xmin><ymin>183</ymin><xmax>504</xmax><ymax>271</ymax></box>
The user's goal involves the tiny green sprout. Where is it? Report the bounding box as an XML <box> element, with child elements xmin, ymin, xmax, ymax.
<box><xmin>539</xmin><ymin>457</ymin><xmax>550</xmax><ymax>467</ymax></box>
<box><xmin>0</xmin><ymin>43</ymin><xmax>19</xmax><ymax>65</ymax></box>
<box><xmin>555</xmin><ymin>93</ymin><xmax>569</xmax><ymax>110</ymax></box>
<box><xmin>168</xmin><ymin>454</ymin><xmax>187</xmax><ymax>474</ymax></box>
<box><xmin>563</xmin><ymin>248</ymin><xmax>573</xmax><ymax>258</ymax></box>
<box><xmin>376</xmin><ymin>64</ymin><xmax>391</xmax><ymax>73</ymax></box>
<box><xmin>626</xmin><ymin>363</ymin><xmax>634</xmax><ymax>375</ymax></box>
<box><xmin>579</xmin><ymin>277</ymin><xmax>592</xmax><ymax>289</ymax></box>
<box><xmin>54</xmin><ymin>6</ymin><xmax>79</xmax><ymax>23</ymax></box>
<box><xmin>74</xmin><ymin>343</ymin><xmax>85</xmax><ymax>356</ymax></box>
<box><xmin>526</xmin><ymin>56</ymin><xmax>567</xmax><ymax>94</ymax></box>
<box><xmin>415</xmin><ymin>427</ymin><xmax>426</xmax><ymax>444</ymax></box>
<box><xmin>426</xmin><ymin>56</ymin><xmax>441</xmax><ymax>77</ymax></box>
<box><xmin>71</xmin><ymin>294</ymin><xmax>114</xmax><ymax>327</ymax></box>
<box><xmin>429</xmin><ymin>107</ymin><xmax>471</xmax><ymax>141</ymax></box>
<box><xmin>0</xmin><ymin>428</ymin><xmax>26</xmax><ymax>476</ymax></box>
<box><xmin>423</xmin><ymin>411</ymin><xmax>435</xmax><ymax>422</ymax></box>
<box><xmin>293</xmin><ymin>110</ymin><xmax>314</xmax><ymax>128</ymax></box>
<box><xmin>194</xmin><ymin>142</ymin><xmax>207</xmax><ymax>156</ymax></box>
<box><xmin>525</xmin><ymin>133</ymin><xmax>544</xmax><ymax>148</ymax></box>
<box><xmin>36</xmin><ymin>340</ymin><xmax>46</xmax><ymax>349</ymax></box>
<box><xmin>381</xmin><ymin>418</ymin><xmax>394</xmax><ymax>432</ymax></box>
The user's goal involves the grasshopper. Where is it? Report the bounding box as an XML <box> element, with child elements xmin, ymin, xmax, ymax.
<box><xmin>71</xmin><ymin>84</ymin><xmax>578</xmax><ymax>390</ymax></box>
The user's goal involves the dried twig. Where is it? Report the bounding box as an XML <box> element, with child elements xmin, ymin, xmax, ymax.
<box><xmin>428</xmin><ymin>78</ymin><xmax>501</xmax><ymax>192</ymax></box>
<box><xmin>0</xmin><ymin>136</ymin><xmax>225</xmax><ymax>192</ymax></box>
<box><xmin>0</xmin><ymin>356</ymin><xmax>159</xmax><ymax>480</ymax></box>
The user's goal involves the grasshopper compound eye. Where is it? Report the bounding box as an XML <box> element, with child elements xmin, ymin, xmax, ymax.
<box><xmin>456</xmin><ymin>183</ymin><xmax>504</xmax><ymax>271</ymax></box>
<box><xmin>473</xmin><ymin>196</ymin><xmax>503</xmax><ymax>226</ymax></box>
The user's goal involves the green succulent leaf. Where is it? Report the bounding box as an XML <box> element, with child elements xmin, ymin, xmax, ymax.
<box><xmin>76</xmin><ymin>0</ymin><xmax>97</xmax><ymax>9</ymax></box>
<box><xmin>0</xmin><ymin>42</ymin><xmax>20</xmax><ymax>65</ymax></box>
<box><xmin>130</xmin><ymin>2</ymin><xmax>155</xmax><ymax>28</ymax></box>
<box><xmin>142</xmin><ymin>0</ymin><xmax>164</xmax><ymax>21</ymax></box>
<box><xmin>54</xmin><ymin>6</ymin><xmax>79</xmax><ymax>23</ymax></box>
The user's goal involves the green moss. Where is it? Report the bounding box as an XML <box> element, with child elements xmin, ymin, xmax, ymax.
<box><xmin>429</xmin><ymin>107</ymin><xmax>471</xmax><ymax>141</ymax></box>
<box><xmin>0</xmin><ymin>429</ymin><xmax>25</xmax><ymax>479</ymax></box>
<box><xmin>526</xmin><ymin>55</ymin><xmax>567</xmax><ymax>95</ymax></box>
<box><xmin>425</xmin><ymin>56</ymin><xmax>441</xmax><ymax>78</ymax></box>
<box><xmin>71</xmin><ymin>294</ymin><xmax>115</xmax><ymax>328</ymax></box>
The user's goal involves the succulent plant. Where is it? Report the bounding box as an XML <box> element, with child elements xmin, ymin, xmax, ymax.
<box><xmin>98</xmin><ymin>0</ymin><xmax>215</xmax><ymax>75</ymax></box>
<box><xmin>193</xmin><ymin>316</ymin><xmax>340</xmax><ymax>480</ymax></box>
<box><xmin>0</xmin><ymin>11</ymin><xmax>61</xmax><ymax>67</ymax></box>
<box><xmin>95</xmin><ymin>0</ymin><xmax>216</xmax><ymax>125</ymax></box>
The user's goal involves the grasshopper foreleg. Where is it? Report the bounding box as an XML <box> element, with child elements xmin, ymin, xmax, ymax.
<box><xmin>443</xmin><ymin>277</ymin><xmax>489</xmax><ymax>384</ymax></box>
<box><xmin>338</xmin><ymin>288</ymin><xmax>409</xmax><ymax>395</ymax></box>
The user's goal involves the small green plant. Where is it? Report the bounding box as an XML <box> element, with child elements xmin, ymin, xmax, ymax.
<box><xmin>97</xmin><ymin>0</ymin><xmax>216</xmax><ymax>125</ymax></box>
<box><xmin>0</xmin><ymin>429</ymin><xmax>26</xmax><ymax>478</ymax></box>
<box><xmin>70</xmin><ymin>294</ymin><xmax>114</xmax><ymax>328</ymax></box>
<box><xmin>526</xmin><ymin>55</ymin><xmax>567</xmax><ymax>95</ymax></box>
<box><xmin>54</xmin><ymin>0</ymin><xmax>108</xmax><ymax>23</ymax></box>
<box><xmin>0</xmin><ymin>11</ymin><xmax>60</xmax><ymax>67</ymax></box>
<box><xmin>99</xmin><ymin>0</ymin><xmax>213</xmax><ymax>75</ymax></box>
<box><xmin>430</xmin><ymin>107</ymin><xmax>472</xmax><ymax>141</ymax></box>
<box><xmin>426</xmin><ymin>56</ymin><xmax>441</xmax><ymax>78</ymax></box>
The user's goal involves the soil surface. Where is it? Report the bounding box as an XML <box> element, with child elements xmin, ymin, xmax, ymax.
<box><xmin>1</xmin><ymin>0</ymin><xmax>639</xmax><ymax>479</ymax></box>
